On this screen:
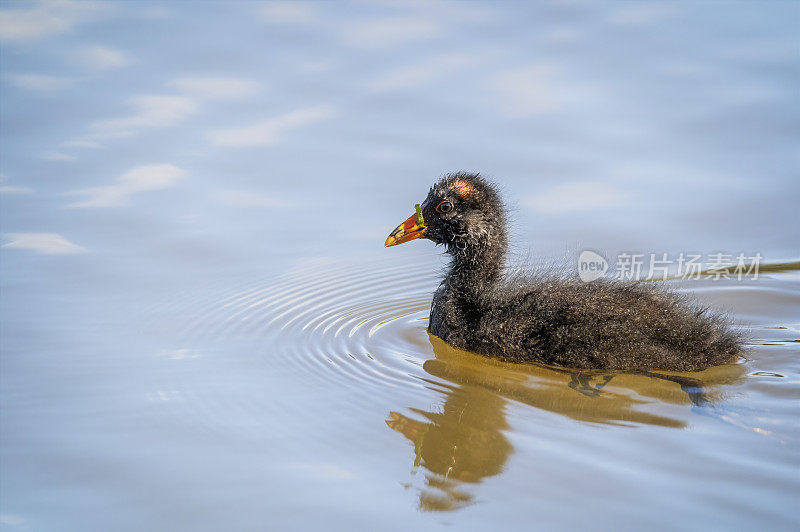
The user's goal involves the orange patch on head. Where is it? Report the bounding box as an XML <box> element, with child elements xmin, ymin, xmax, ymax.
<box><xmin>450</xmin><ymin>180</ymin><xmax>475</xmax><ymax>199</ymax></box>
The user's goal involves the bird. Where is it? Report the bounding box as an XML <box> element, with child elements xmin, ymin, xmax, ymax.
<box><xmin>384</xmin><ymin>172</ymin><xmax>742</xmax><ymax>371</ymax></box>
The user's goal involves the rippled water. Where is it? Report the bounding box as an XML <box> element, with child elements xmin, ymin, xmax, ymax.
<box><xmin>230</xmin><ymin>259</ymin><xmax>800</xmax><ymax>518</ymax></box>
<box><xmin>2</xmin><ymin>248</ymin><xmax>799</xmax><ymax>529</ymax></box>
<box><xmin>51</xmin><ymin>256</ymin><xmax>800</xmax><ymax>527</ymax></box>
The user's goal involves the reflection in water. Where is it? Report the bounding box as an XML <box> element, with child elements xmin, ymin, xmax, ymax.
<box><xmin>386</xmin><ymin>383</ymin><xmax>511</xmax><ymax>511</ymax></box>
<box><xmin>387</xmin><ymin>333</ymin><xmax>745</xmax><ymax>511</ymax></box>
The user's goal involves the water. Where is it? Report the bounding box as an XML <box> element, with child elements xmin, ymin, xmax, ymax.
<box><xmin>2</xmin><ymin>255</ymin><xmax>798</xmax><ymax>530</ymax></box>
<box><xmin>1</xmin><ymin>1</ymin><xmax>799</xmax><ymax>530</ymax></box>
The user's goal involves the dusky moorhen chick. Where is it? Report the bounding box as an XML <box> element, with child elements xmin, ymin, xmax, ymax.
<box><xmin>385</xmin><ymin>172</ymin><xmax>741</xmax><ymax>371</ymax></box>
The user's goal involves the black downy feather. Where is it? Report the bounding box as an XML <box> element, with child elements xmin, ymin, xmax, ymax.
<box><xmin>417</xmin><ymin>172</ymin><xmax>741</xmax><ymax>371</ymax></box>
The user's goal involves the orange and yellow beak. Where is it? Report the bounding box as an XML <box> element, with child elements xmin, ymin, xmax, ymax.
<box><xmin>384</xmin><ymin>204</ymin><xmax>426</xmax><ymax>247</ymax></box>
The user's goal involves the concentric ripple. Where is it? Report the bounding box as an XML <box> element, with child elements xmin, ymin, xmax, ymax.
<box><xmin>163</xmin><ymin>256</ymin><xmax>800</xmax><ymax>431</ymax></box>
<box><xmin>179</xmin><ymin>256</ymin><xmax>443</xmax><ymax>395</ymax></box>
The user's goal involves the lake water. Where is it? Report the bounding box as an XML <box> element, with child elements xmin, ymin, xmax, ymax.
<box><xmin>1</xmin><ymin>1</ymin><xmax>798</xmax><ymax>531</ymax></box>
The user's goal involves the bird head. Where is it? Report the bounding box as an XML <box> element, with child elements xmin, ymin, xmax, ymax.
<box><xmin>384</xmin><ymin>172</ymin><xmax>507</xmax><ymax>255</ymax></box>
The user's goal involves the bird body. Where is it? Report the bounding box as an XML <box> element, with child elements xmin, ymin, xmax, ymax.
<box><xmin>386</xmin><ymin>172</ymin><xmax>741</xmax><ymax>371</ymax></box>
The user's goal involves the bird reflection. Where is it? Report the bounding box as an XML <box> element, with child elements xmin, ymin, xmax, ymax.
<box><xmin>386</xmin><ymin>382</ymin><xmax>511</xmax><ymax>511</ymax></box>
<box><xmin>387</xmin><ymin>332</ymin><xmax>744</xmax><ymax>511</ymax></box>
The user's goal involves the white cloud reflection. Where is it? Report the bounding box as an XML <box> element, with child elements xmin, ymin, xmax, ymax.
<box><xmin>0</xmin><ymin>514</ymin><xmax>25</xmax><ymax>526</ymax></box>
<box><xmin>344</xmin><ymin>17</ymin><xmax>440</xmax><ymax>47</ymax></box>
<box><xmin>0</xmin><ymin>0</ymin><xmax>109</xmax><ymax>42</ymax></box>
<box><xmin>485</xmin><ymin>65</ymin><xmax>570</xmax><ymax>116</ymax></box>
<box><xmin>167</xmin><ymin>77</ymin><xmax>260</xmax><ymax>100</ymax></box>
<box><xmin>0</xmin><ymin>172</ymin><xmax>34</xmax><ymax>194</ymax></box>
<box><xmin>369</xmin><ymin>52</ymin><xmax>480</xmax><ymax>91</ymax></box>
<box><xmin>7</xmin><ymin>73</ymin><xmax>73</xmax><ymax>91</ymax></box>
<box><xmin>0</xmin><ymin>186</ymin><xmax>33</xmax><ymax>194</ymax></box>
<box><xmin>67</xmin><ymin>163</ymin><xmax>186</xmax><ymax>207</ymax></box>
<box><xmin>524</xmin><ymin>181</ymin><xmax>629</xmax><ymax>214</ymax></box>
<box><xmin>61</xmin><ymin>139</ymin><xmax>102</xmax><ymax>149</ymax></box>
<box><xmin>89</xmin><ymin>94</ymin><xmax>198</xmax><ymax>138</ymax></box>
<box><xmin>158</xmin><ymin>348</ymin><xmax>201</xmax><ymax>360</ymax></box>
<box><xmin>72</xmin><ymin>44</ymin><xmax>127</xmax><ymax>70</ymax></box>
<box><xmin>42</xmin><ymin>152</ymin><xmax>77</xmax><ymax>161</ymax></box>
<box><xmin>608</xmin><ymin>4</ymin><xmax>676</xmax><ymax>26</ymax></box>
<box><xmin>85</xmin><ymin>77</ymin><xmax>258</xmax><ymax>140</ymax></box>
<box><xmin>258</xmin><ymin>2</ymin><xmax>317</xmax><ymax>24</ymax></box>
<box><xmin>3</xmin><ymin>233</ymin><xmax>86</xmax><ymax>254</ymax></box>
<box><xmin>207</xmin><ymin>105</ymin><xmax>336</xmax><ymax>148</ymax></box>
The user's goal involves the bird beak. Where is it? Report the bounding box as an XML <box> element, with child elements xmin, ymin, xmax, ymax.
<box><xmin>384</xmin><ymin>204</ymin><xmax>426</xmax><ymax>247</ymax></box>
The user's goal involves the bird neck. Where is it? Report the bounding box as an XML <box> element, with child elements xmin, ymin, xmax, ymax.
<box><xmin>446</xmin><ymin>239</ymin><xmax>507</xmax><ymax>296</ymax></box>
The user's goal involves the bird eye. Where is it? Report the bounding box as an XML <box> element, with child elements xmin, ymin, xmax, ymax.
<box><xmin>436</xmin><ymin>201</ymin><xmax>453</xmax><ymax>213</ymax></box>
